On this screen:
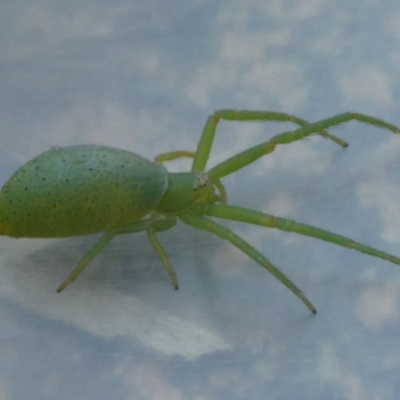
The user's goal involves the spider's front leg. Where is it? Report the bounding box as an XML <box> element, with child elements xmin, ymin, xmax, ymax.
<box><xmin>193</xmin><ymin>203</ymin><xmax>400</xmax><ymax>313</ymax></box>
<box><xmin>207</xmin><ymin>112</ymin><xmax>400</xmax><ymax>180</ymax></box>
<box><xmin>191</xmin><ymin>109</ymin><xmax>348</xmax><ymax>173</ymax></box>
<box><xmin>180</xmin><ymin>213</ymin><xmax>317</xmax><ymax>314</ymax></box>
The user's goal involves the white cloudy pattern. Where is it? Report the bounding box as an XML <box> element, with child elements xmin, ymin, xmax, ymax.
<box><xmin>1</xmin><ymin>0</ymin><xmax>400</xmax><ymax>399</ymax></box>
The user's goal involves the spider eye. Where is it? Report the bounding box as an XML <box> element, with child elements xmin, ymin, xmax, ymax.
<box><xmin>193</xmin><ymin>172</ymin><xmax>209</xmax><ymax>191</ymax></box>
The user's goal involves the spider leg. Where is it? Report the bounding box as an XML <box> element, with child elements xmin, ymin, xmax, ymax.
<box><xmin>208</xmin><ymin>112</ymin><xmax>400</xmax><ymax>179</ymax></box>
<box><xmin>147</xmin><ymin>216</ymin><xmax>179</xmax><ymax>289</ymax></box>
<box><xmin>180</xmin><ymin>213</ymin><xmax>316</xmax><ymax>314</ymax></box>
<box><xmin>201</xmin><ymin>204</ymin><xmax>400</xmax><ymax>267</ymax></box>
<box><xmin>154</xmin><ymin>150</ymin><xmax>195</xmax><ymax>164</ymax></box>
<box><xmin>192</xmin><ymin>109</ymin><xmax>347</xmax><ymax>172</ymax></box>
<box><xmin>56</xmin><ymin>216</ymin><xmax>176</xmax><ymax>292</ymax></box>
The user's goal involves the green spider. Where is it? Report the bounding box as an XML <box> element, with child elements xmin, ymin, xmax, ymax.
<box><xmin>1</xmin><ymin>110</ymin><xmax>399</xmax><ymax>314</ymax></box>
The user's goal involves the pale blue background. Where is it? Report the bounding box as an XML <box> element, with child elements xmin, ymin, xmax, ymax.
<box><xmin>2</xmin><ymin>1</ymin><xmax>400</xmax><ymax>399</ymax></box>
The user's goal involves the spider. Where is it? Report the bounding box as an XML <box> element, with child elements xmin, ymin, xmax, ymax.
<box><xmin>1</xmin><ymin>110</ymin><xmax>399</xmax><ymax>313</ymax></box>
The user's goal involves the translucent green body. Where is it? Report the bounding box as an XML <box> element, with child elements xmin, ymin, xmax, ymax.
<box><xmin>0</xmin><ymin>145</ymin><xmax>168</xmax><ymax>237</ymax></box>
